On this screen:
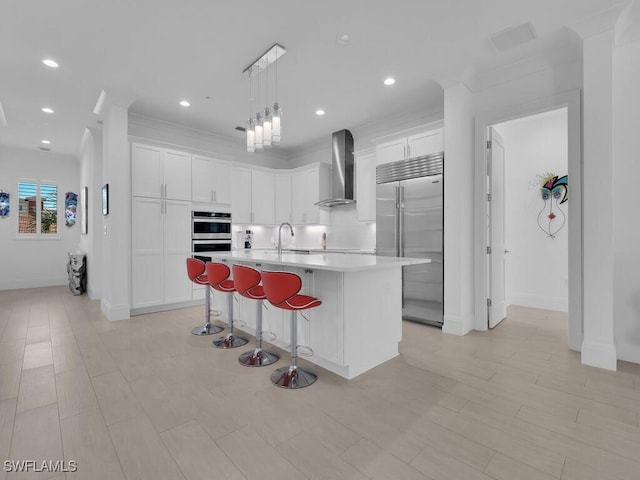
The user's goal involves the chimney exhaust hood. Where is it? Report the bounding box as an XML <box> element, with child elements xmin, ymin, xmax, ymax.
<box><xmin>315</xmin><ymin>129</ymin><xmax>355</xmax><ymax>207</ymax></box>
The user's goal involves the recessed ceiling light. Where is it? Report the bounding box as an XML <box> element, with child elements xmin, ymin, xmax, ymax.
<box><xmin>41</xmin><ymin>107</ymin><xmax>54</xmax><ymax>114</ymax></box>
<box><xmin>42</xmin><ymin>59</ymin><xmax>59</xmax><ymax>68</ymax></box>
<box><xmin>315</xmin><ymin>109</ymin><xmax>325</xmax><ymax>116</ymax></box>
<box><xmin>384</xmin><ymin>77</ymin><xmax>395</xmax><ymax>86</ymax></box>
<box><xmin>41</xmin><ymin>139</ymin><xmax>51</xmax><ymax>144</ymax></box>
<box><xmin>179</xmin><ymin>100</ymin><xmax>190</xmax><ymax>107</ymax></box>
<box><xmin>337</xmin><ymin>34</ymin><xmax>351</xmax><ymax>46</ymax></box>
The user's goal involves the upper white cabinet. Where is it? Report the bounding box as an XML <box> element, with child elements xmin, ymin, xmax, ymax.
<box><xmin>355</xmin><ymin>151</ymin><xmax>376</xmax><ymax>222</ymax></box>
<box><xmin>231</xmin><ymin>166</ymin><xmax>276</xmax><ymax>224</ymax></box>
<box><xmin>131</xmin><ymin>144</ymin><xmax>191</xmax><ymax>200</ymax></box>
<box><xmin>251</xmin><ymin>169</ymin><xmax>275</xmax><ymax>225</ymax></box>
<box><xmin>376</xmin><ymin>128</ymin><xmax>443</xmax><ymax>166</ymax></box>
<box><xmin>292</xmin><ymin>164</ymin><xmax>330</xmax><ymax>225</ymax></box>
<box><xmin>191</xmin><ymin>155</ymin><xmax>231</xmax><ymax>204</ymax></box>
<box><xmin>274</xmin><ymin>173</ymin><xmax>292</xmax><ymax>224</ymax></box>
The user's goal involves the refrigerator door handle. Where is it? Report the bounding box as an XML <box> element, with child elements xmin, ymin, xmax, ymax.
<box><xmin>395</xmin><ymin>185</ymin><xmax>401</xmax><ymax>257</ymax></box>
<box><xmin>398</xmin><ymin>185</ymin><xmax>404</xmax><ymax>257</ymax></box>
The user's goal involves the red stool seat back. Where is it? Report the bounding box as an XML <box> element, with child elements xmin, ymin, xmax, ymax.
<box><xmin>186</xmin><ymin>258</ymin><xmax>208</xmax><ymax>286</ymax></box>
<box><xmin>232</xmin><ymin>265</ymin><xmax>263</xmax><ymax>298</ymax></box>
<box><xmin>261</xmin><ymin>271</ymin><xmax>321</xmax><ymax>311</ymax></box>
<box><xmin>206</xmin><ymin>262</ymin><xmax>232</xmax><ymax>290</ymax></box>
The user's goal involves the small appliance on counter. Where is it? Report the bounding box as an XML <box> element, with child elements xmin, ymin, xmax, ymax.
<box><xmin>244</xmin><ymin>229</ymin><xmax>253</xmax><ymax>249</ymax></box>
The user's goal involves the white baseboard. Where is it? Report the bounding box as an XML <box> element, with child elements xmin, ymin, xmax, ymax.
<box><xmin>0</xmin><ymin>277</ymin><xmax>67</xmax><ymax>291</ymax></box>
<box><xmin>100</xmin><ymin>298</ymin><xmax>130</xmax><ymax>321</ymax></box>
<box><xmin>508</xmin><ymin>293</ymin><xmax>568</xmax><ymax>312</ymax></box>
<box><xmin>581</xmin><ymin>340</ymin><xmax>617</xmax><ymax>371</ymax></box>
<box><xmin>442</xmin><ymin>313</ymin><xmax>474</xmax><ymax>336</ymax></box>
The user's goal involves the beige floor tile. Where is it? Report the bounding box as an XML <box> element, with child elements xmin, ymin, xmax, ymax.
<box><xmin>0</xmin><ymin>362</ymin><xmax>22</xmax><ymax>401</ymax></box>
<box><xmin>129</xmin><ymin>375</ymin><xmax>194</xmax><ymax>433</ymax></box>
<box><xmin>51</xmin><ymin>342</ymin><xmax>85</xmax><ymax>375</ymax></box>
<box><xmin>305</xmin><ymin>410</ymin><xmax>362</xmax><ymax>456</ymax></box>
<box><xmin>8</xmin><ymin>403</ymin><xmax>62</xmax><ymax>480</ymax></box>
<box><xmin>76</xmin><ymin>341</ymin><xmax>117</xmax><ymax>378</ymax></box>
<box><xmin>90</xmin><ymin>370</ymin><xmax>143</xmax><ymax>426</ymax></box>
<box><xmin>0</xmin><ymin>319</ymin><xmax>28</xmax><ymax>343</ymax></box>
<box><xmin>483</xmin><ymin>453</ymin><xmax>558</xmax><ymax>480</ymax></box>
<box><xmin>0</xmin><ymin>398</ymin><xmax>17</xmax><ymax>468</ymax></box>
<box><xmin>0</xmin><ymin>342</ymin><xmax>25</xmax><ymax>367</ymax></box>
<box><xmin>25</xmin><ymin>325</ymin><xmax>50</xmax><ymax>346</ymax></box>
<box><xmin>216</xmin><ymin>426</ymin><xmax>304</xmax><ymax>480</ymax></box>
<box><xmin>16</xmin><ymin>365</ymin><xmax>56</xmax><ymax>413</ymax></box>
<box><xmin>55</xmin><ymin>368</ymin><xmax>99</xmax><ymax>420</ymax></box>
<box><xmin>22</xmin><ymin>341</ymin><xmax>53</xmax><ymax>371</ymax></box>
<box><xmin>108</xmin><ymin>412</ymin><xmax>185</xmax><ymax>480</ymax></box>
<box><xmin>60</xmin><ymin>409</ymin><xmax>125</xmax><ymax>480</ymax></box>
<box><xmin>160</xmin><ymin>420</ymin><xmax>245</xmax><ymax>480</ymax></box>
<box><xmin>410</xmin><ymin>446</ymin><xmax>496</xmax><ymax>480</ymax></box>
<box><xmin>277</xmin><ymin>432</ymin><xmax>368</xmax><ymax>480</ymax></box>
<box><xmin>342</xmin><ymin>438</ymin><xmax>431</xmax><ymax>480</ymax></box>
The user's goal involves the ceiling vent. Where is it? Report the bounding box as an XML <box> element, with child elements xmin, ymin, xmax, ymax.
<box><xmin>490</xmin><ymin>21</ymin><xmax>537</xmax><ymax>52</ymax></box>
<box><xmin>39</xmin><ymin>147</ymin><xmax>51</xmax><ymax>152</ymax></box>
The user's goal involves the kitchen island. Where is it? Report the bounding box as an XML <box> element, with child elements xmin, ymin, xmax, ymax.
<box><xmin>206</xmin><ymin>250</ymin><xmax>430</xmax><ymax>379</ymax></box>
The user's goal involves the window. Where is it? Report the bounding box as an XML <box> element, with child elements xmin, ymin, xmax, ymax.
<box><xmin>18</xmin><ymin>181</ymin><xmax>58</xmax><ymax>236</ymax></box>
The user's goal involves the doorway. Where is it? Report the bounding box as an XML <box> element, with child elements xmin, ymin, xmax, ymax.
<box><xmin>487</xmin><ymin>108</ymin><xmax>569</xmax><ymax>330</ymax></box>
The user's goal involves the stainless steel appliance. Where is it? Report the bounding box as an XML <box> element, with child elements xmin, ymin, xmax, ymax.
<box><xmin>191</xmin><ymin>211</ymin><xmax>232</xmax><ymax>262</ymax></box>
<box><xmin>376</xmin><ymin>152</ymin><xmax>444</xmax><ymax>327</ymax></box>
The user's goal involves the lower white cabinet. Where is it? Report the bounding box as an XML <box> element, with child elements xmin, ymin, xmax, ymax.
<box><xmin>132</xmin><ymin>197</ymin><xmax>192</xmax><ymax>309</ymax></box>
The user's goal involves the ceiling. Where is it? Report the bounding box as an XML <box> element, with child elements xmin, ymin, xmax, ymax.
<box><xmin>0</xmin><ymin>0</ymin><xmax>626</xmax><ymax>158</ymax></box>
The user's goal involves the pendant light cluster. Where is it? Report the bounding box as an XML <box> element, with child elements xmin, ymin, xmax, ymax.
<box><xmin>244</xmin><ymin>44</ymin><xmax>285</xmax><ymax>153</ymax></box>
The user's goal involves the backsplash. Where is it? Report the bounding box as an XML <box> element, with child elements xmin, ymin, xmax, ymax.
<box><xmin>232</xmin><ymin>205</ymin><xmax>375</xmax><ymax>251</ymax></box>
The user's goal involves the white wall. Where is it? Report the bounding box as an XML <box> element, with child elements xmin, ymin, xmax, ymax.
<box><xmin>0</xmin><ymin>146</ymin><xmax>80</xmax><ymax>290</ymax></box>
<box><xmin>494</xmin><ymin>108</ymin><xmax>569</xmax><ymax>312</ymax></box>
<box><xmin>613</xmin><ymin>36</ymin><xmax>640</xmax><ymax>364</ymax></box>
<box><xmin>78</xmin><ymin>128</ymin><xmax>104</xmax><ymax>299</ymax></box>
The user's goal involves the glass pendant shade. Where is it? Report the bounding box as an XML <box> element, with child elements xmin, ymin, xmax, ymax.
<box><xmin>246</xmin><ymin>117</ymin><xmax>255</xmax><ymax>153</ymax></box>
<box><xmin>254</xmin><ymin>112</ymin><xmax>264</xmax><ymax>150</ymax></box>
<box><xmin>263</xmin><ymin>107</ymin><xmax>272</xmax><ymax>147</ymax></box>
<box><xmin>271</xmin><ymin>102</ymin><xmax>282</xmax><ymax>144</ymax></box>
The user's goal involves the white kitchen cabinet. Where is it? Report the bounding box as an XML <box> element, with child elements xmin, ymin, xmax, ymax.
<box><xmin>251</xmin><ymin>169</ymin><xmax>275</xmax><ymax>224</ymax></box>
<box><xmin>274</xmin><ymin>173</ymin><xmax>292</xmax><ymax>224</ymax></box>
<box><xmin>131</xmin><ymin>197</ymin><xmax>192</xmax><ymax>309</ymax></box>
<box><xmin>230</xmin><ymin>166</ymin><xmax>252</xmax><ymax>223</ymax></box>
<box><xmin>355</xmin><ymin>151</ymin><xmax>376</xmax><ymax>222</ymax></box>
<box><xmin>231</xmin><ymin>166</ymin><xmax>276</xmax><ymax>224</ymax></box>
<box><xmin>192</xmin><ymin>155</ymin><xmax>231</xmax><ymax>204</ymax></box>
<box><xmin>131</xmin><ymin>144</ymin><xmax>191</xmax><ymax>200</ymax></box>
<box><xmin>376</xmin><ymin>127</ymin><xmax>444</xmax><ymax>166</ymax></box>
<box><xmin>291</xmin><ymin>164</ymin><xmax>330</xmax><ymax>225</ymax></box>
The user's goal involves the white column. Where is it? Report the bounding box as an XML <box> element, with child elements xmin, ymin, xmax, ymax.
<box><xmin>442</xmin><ymin>82</ymin><xmax>475</xmax><ymax>335</ymax></box>
<box><xmin>580</xmin><ymin>28</ymin><xmax>617</xmax><ymax>370</ymax></box>
<box><xmin>98</xmin><ymin>92</ymin><xmax>132</xmax><ymax>321</ymax></box>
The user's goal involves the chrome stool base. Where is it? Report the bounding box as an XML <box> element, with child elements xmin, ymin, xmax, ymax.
<box><xmin>213</xmin><ymin>334</ymin><xmax>249</xmax><ymax>349</ymax></box>
<box><xmin>271</xmin><ymin>365</ymin><xmax>317</xmax><ymax>389</ymax></box>
<box><xmin>238</xmin><ymin>348</ymin><xmax>279</xmax><ymax>367</ymax></box>
<box><xmin>191</xmin><ymin>324</ymin><xmax>223</xmax><ymax>336</ymax></box>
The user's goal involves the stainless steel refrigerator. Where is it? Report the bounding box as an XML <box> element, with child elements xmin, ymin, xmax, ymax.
<box><xmin>376</xmin><ymin>152</ymin><xmax>444</xmax><ymax>327</ymax></box>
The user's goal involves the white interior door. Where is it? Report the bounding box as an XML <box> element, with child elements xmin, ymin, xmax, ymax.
<box><xmin>488</xmin><ymin>127</ymin><xmax>507</xmax><ymax>328</ymax></box>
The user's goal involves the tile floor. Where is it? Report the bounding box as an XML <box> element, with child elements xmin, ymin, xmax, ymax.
<box><xmin>1</xmin><ymin>286</ymin><xmax>639</xmax><ymax>479</ymax></box>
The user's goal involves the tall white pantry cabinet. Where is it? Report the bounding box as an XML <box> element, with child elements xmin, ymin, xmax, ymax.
<box><xmin>131</xmin><ymin>143</ymin><xmax>192</xmax><ymax>310</ymax></box>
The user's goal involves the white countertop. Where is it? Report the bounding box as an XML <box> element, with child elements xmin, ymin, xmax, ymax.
<box><xmin>206</xmin><ymin>250</ymin><xmax>430</xmax><ymax>272</ymax></box>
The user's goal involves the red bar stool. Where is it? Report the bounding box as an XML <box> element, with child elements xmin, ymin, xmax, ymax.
<box><xmin>186</xmin><ymin>258</ymin><xmax>223</xmax><ymax>335</ymax></box>
<box><xmin>206</xmin><ymin>262</ymin><xmax>248</xmax><ymax>349</ymax></box>
<box><xmin>232</xmin><ymin>264</ymin><xmax>279</xmax><ymax>367</ymax></box>
<box><xmin>261</xmin><ymin>271</ymin><xmax>321</xmax><ymax>389</ymax></box>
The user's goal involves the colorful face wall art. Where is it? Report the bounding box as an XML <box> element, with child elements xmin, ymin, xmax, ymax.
<box><xmin>0</xmin><ymin>191</ymin><xmax>9</xmax><ymax>217</ymax></box>
<box><xmin>65</xmin><ymin>192</ymin><xmax>78</xmax><ymax>226</ymax></box>
<box><xmin>537</xmin><ymin>174</ymin><xmax>568</xmax><ymax>238</ymax></box>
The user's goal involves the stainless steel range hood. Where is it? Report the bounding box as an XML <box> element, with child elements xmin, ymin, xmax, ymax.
<box><xmin>315</xmin><ymin>129</ymin><xmax>355</xmax><ymax>207</ymax></box>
